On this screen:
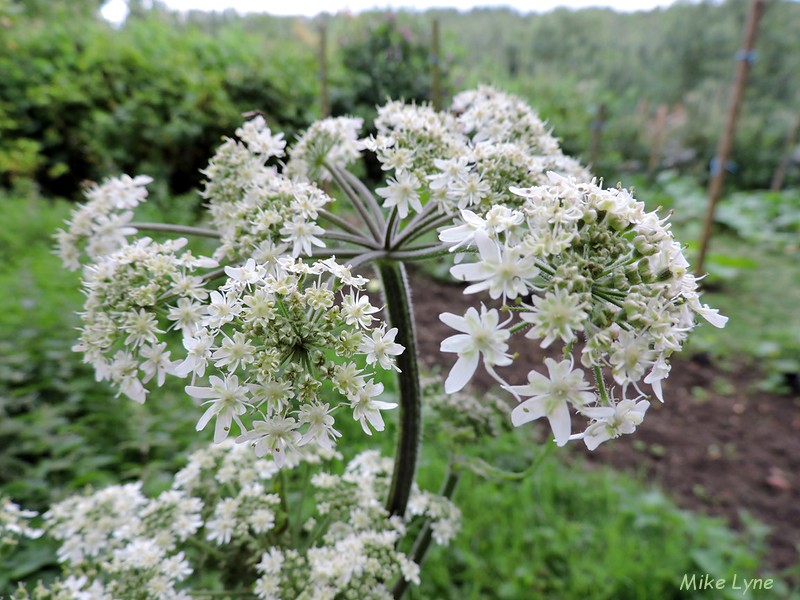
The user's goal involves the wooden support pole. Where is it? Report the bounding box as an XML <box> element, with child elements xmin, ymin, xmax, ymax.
<box><xmin>588</xmin><ymin>102</ymin><xmax>606</xmax><ymax>170</ymax></box>
<box><xmin>770</xmin><ymin>115</ymin><xmax>800</xmax><ymax>191</ymax></box>
<box><xmin>695</xmin><ymin>0</ymin><xmax>765</xmax><ymax>276</ymax></box>
<box><xmin>431</xmin><ymin>17</ymin><xmax>442</xmax><ymax>112</ymax></box>
<box><xmin>647</xmin><ymin>104</ymin><xmax>669</xmax><ymax>178</ymax></box>
<box><xmin>318</xmin><ymin>21</ymin><xmax>330</xmax><ymax>118</ymax></box>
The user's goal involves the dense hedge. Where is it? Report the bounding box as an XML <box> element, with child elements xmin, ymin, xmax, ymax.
<box><xmin>0</xmin><ymin>9</ymin><xmax>317</xmax><ymax>198</ymax></box>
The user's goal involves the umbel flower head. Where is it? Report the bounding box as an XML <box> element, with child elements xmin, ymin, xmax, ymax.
<box><xmin>439</xmin><ymin>172</ymin><xmax>727</xmax><ymax>449</ymax></box>
<box><xmin>176</xmin><ymin>256</ymin><xmax>402</xmax><ymax>464</ymax></box>
<box><xmin>55</xmin><ymin>174</ymin><xmax>153</xmax><ymax>270</ymax></box>
<box><xmin>17</xmin><ymin>443</ymin><xmax>459</xmax><ymax>600</ymax></box>
<box><xmin>73</xmin><ymin>236</ymin><xmax>218</xmax><ymax>405</ymax></box>
<box><xmin>201</xmin><ymin>116</ymin><xmax>333</xmax><ymax>263</ymax></box>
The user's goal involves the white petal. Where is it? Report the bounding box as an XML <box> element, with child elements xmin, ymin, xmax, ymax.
<box><xmin>444</xmin><ymin>353</ymin><xmax>479</xmax><ymax>393</ymax></box>
<box><xmin>196</xmin><ymin>404</ymin><xmax>217</xmax><ymax>432</ymax></box>
<box><xmin>185</xmin><ymin>385</ymin><xmax>217</xmax><ymax>399</ymax></box>
<box><xmin>214</xmin><ymin>412</ymin><xmax>232</xmax><ymax>443</ymax></box>
<box><xmin>440</xmin><ymin>333</ymin><xmax>472</xmax><ymax>353</ymax></box>
<box><xmin>511</xmin><ymin>396</ymin><xmax>548</xmax><ymax>426</ymax></box>
<box><xmin>439</xmin><ymin>312</ymin><xmax>470</xmax><ymax>333</ymax></box>
<box><xmin>548</xmin><ymin>401</ymin><xmax>572</xmax><ymax>447</ymax></box>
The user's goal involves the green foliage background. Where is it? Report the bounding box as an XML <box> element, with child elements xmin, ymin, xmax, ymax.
<box><xmin>0</xmin><ymin>2</ymin><xmax>316</xmax><ymax>198</ymax></box>
<box><xmin>1</xmin><ymin>0</ymin><xmax>799</xmax><ymax>596</ymax></box>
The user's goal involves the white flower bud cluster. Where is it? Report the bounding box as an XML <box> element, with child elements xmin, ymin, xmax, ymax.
<box><xmin>369</xmin><ymin>100</ymin><xmax>466</xmax><ymax>184</ymax></box>
<box><xmin>36</xmin><ymin>482</ymin><xmax>198</xmax><ymax>599</ymax></box>
<box><xmin>202</xmin><ymin>117</ymin><xmax>333</xmax><ymax>262</ymax></box>
<box><xmin>14</xmin><ymin>444</ymin><xmax>458</xmax><ymax>600</ymax></box>
<box><xmin>179</xmin><ymin>256</ymin><xmax>403</xmax><ymax>464</ymax></box>
<box><xmin>357</xmin><ymin>87</ymin><xmax>590</xmax><ymax>222</ymax></box>
<box><xmin>1</xmin><ymin>497</ymin><xmax>42</xmax><ymax>546</ymax></box>
<box><xmin>441</xmin><ymin>87</ymin><xmax>590</xmax><ymax>213</ymax></box>
<box><xmin>452</xmin><ymin>86</ymin><xmax>562</xmax><ymax>153</ymax></box>
<box><xmin>55</xmin><ymin>174</ymin><xmax>152</xmax><ymax>270</ymax></box>
<box><xmin>285</xmin><ymin>116</ymin><xmax>364</xmax><ymax>182</ymax></box>
<box><xmin>420</xmin><ymin>375</ymin><xmax>508</xmax><ymax>443</ymax></box>
<box><xmin>213</xmin><ymin>176</ymin><xmax>331</xmax><ymax>262</ymax></box>
<box><xmin>255</xmin><ymin>450</ymin><xmax>459</xmax><ymax>599</ymax></box>
<box><xmin>73</xmin><ymin>237</ymin><xmax>218</xmax><ymax>404</ymax></box>
<box><xmin>438</xmin><ymin>172</ymin><xmax>727</xmax><ymax>449</ymax></box>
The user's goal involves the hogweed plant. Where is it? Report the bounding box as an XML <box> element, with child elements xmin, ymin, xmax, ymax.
<box><xmin>6</xmin><ymin>86</ymin><xmax>726</xmax><ymax>598</ymax></box>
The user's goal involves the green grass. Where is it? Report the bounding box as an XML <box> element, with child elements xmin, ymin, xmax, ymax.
<box><xmin>417</xmin><ymin>431</ymin><xmax>794</xmax><ymax>599</ymax></box>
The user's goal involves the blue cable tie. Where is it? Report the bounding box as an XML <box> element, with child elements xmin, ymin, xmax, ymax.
<box><xmin>709</xmin><ymin>156</ymin><xmax>720</xmax><ymax>176</ymax></box>
<box><xmin>709</xmin><ymin>157</ymin><xmax>738</xmax><ymax>175</ymax></box>
<box><xmin>735</xmin><ymin>50</ymin><xmax>757</xmax><ymax>63</ymax></box>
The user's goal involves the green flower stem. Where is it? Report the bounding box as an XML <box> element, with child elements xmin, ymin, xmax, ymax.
<box><xmin>392</xmin><ymin>211</ymin><xmax>453</xmax><ymax>250</ymax></box>
<box><xmin>321</xmin><ymin>230</ymin><xmax>382</xmax><ymax>249</ymax></box>
<box><xmin>324</xmin><ymin>163</ymin><xmax>383</xmax><ymax>241</ymax></box>
<box><xmin>592</xmin><ymin>290</ymin><xmax>625</xmax><ymax>309</ymax></box>
<box><xmin>186</xmin><ymin>536</ymin><xmax>228</xmax><ymax>562</ymax></box>
<box><xmin>388</xmin><ymin>244</ymin><xmax>453</xmax><ymax>262</ymax></box>
<box><xmin>347</xmin><ymin>250</ymin><xmax>388</xmax><ymax>270</ymax></box>
<box><xmin>377</xmin><ymin>260</ymin><xmax>422</xmax><ymax>519</ymax></box>
<box><xmin>318</xmin><ymin>208</ymin><xmax>370</xmax><ymax>238</ymax></box>
<box><xmin>391</xmin><ymin>465</ymin><xmax>461</xmax><ymax>600</ymax></box>
<box><xmin>339</xmin><ymin>165</ymin><xmax>387</xmax><ymax>226</ymax></box>
<box><xmin>401</xmin><ymin>198</ymin><xmax>439</xmax><ymax>236</ymax></box>
<box><xmin>310</xmin><ymin>248</ymin><xmax>370</xmax><ymax>259</ymax></box>
<box><xmin>509</xmin><ymin>320</ymin><xmax>533</xmax><ymax>335</ymax></box>
<box><xmin>129</xmin><ymin>222</ymin><xmax>221</xmax><ymax>238</ymax></box>
<box><xmin>384</xmin><ymin>207</ymin><xmax>400</xmax><ymax>249</ymax></box>
<box><xmin>593</xmin><ymin>365</ymin><xmax>611</xmax><ymax>405</ymax></box>
<box><xmin>452</xmin><ymin>441</ymin><xmax>555</xmax><ymax>481</ymax></box>
<box><xmin>199</xmin><ymin>266</ymin><xmax>229</xmax><ymax>283</ymax></box>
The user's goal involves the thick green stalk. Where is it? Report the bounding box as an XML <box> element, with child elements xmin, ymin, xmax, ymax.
<box><xmin>391</xmin><ymin>466</ymin><xmax>460</xmax><ymax>599</ymax></box>
<box><xmin>377</xmin><ymin>260</ymin><xmax>422</xmax><ymax>519</ymax></box>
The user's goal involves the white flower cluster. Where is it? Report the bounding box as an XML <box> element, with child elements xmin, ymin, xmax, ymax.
<box><xmin>214</xmin><ymin>176</ymin><xmax>333</xmax><ymax>262</ymax></box>
<box><xmin>34</xmin><ymin>482</ymin><xmax>198</xmax><ymax>599</ymax></box>
<box><xmin>255</xmin><ymin>450</ymin><xmax>459</xmax><ymax>599</ymax></box>
<box><xmin>203</xmin><ymin>116</ymin><xmax>334</xmax><ymax>263</ymax></box>
<box><xmin>55</xmin><ymin>174</ymin><xmax>152</xmax><ymax>270</ymax></box>
<box><xmin>357</xmin><ymin>87</ymin><xmax>590</xmax><ymax>222</ymax></box>
<box><xmin>178</xmin><ymin>256</ymin><xmax>403</xmax><ymax>464</ymax></box>
<box><xmin>438</xmin><ymin>172</ymin><xmax>727</xmax><ymax>449</ymax></box>
<box><xmin>13</xmin><ymin>444</ymin><xmax>458</xmax><ymax>600</ymax></box>
<box><xmin>73</xmin><ymin>237</ymin><xmax>217</xmax><ymax>404</ymax></box>
<box><xmin>1</xmin><ymin>497</ymin><xmax>42</xmax><ymax>546</ymax></box>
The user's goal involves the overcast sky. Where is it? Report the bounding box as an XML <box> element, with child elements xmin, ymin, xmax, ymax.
<box><xmin>102</xmin><ymin>0</ymin><xmax>678</xmax><ymax>22</ymax></box>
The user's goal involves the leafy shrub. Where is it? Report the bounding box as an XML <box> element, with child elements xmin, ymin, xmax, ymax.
<box><xmin>0</xmin><ymin>10</ymin><xmax>316</xmax><ymax>198</ymax></box>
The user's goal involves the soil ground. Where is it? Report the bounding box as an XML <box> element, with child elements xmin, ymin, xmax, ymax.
<box><xmin>407</xmin><ymin>268</ymin><xmax>800</xmax><ymax>573</ymax></box>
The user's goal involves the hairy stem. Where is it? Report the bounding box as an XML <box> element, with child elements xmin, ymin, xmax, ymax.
<box><xmin>384</xmin><ymin>207</ymin><xmax>399</xmax><ymax>249</ymax></box>
<box><xmin>318</xmin><ymin>208</ymin><xmax>370</xmax><ymax>238</ymax></box>
<box><xmin>593</xmin><ymin>365</ymin><xmax>611</xmax><ymax>405</ymax></box>
<box><xmin>392</xmin><ymin>212</ymin><xmax>454</xmax><ymax>250</ymax></box>
<box><xmin>130</xmin><ymin>222</ymin><xmax>221</xmax><ymax>238</ymax></box>
<box><xmin>339</xmin><ymin>165</ymin><xmax>387</xmax><ymax>227</ymax></box>
<box><xmin>388</xmin><ymin>244</ymin><xmax>452</xmax><ymax>262</ymax></box>
<box><xmin>377</xmin><ymin>261</ymin><xmax>422</xmax><ymax>519</ymax></box>
<box><xmin>324</xmin><ymin>162</ymin><xmax>383</xmax><ymax>241</ymax></box>
<box><xmin>321</xmin><ymin>230</ymin><xmax>381</xmax><ymax>249</ymax></box>
<box><xmin>391</xmin><ymin>466</ymin><xmax>460</xmax><ymax>599</ymax></box>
